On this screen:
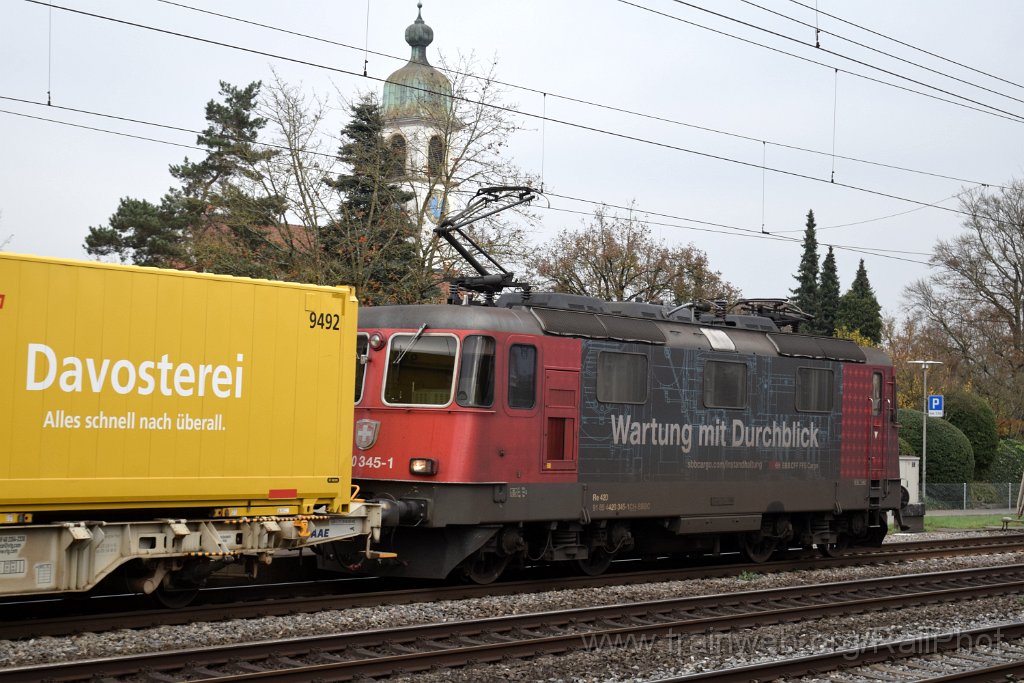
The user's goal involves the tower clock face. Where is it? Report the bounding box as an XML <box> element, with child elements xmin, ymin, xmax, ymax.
<box><xmin>427</xmin><ymin>191</ymin><xmax>445</xmax><ymax>223</ymax></box>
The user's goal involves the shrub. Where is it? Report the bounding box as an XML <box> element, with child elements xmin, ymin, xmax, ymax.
<box><xmin>899</xmin><ymin>437</ymin><xmax>915</xmax><ymax>455</ymax></box>
<box><xmin>944</xmin><ymin>391</ymin><xmax>999</xmax><ymax>476</ymax></box>
<box><xmin>986</xmin><ymin>440</ymin><xmax>1024</xmax><ymax>484</ymax></box>
<box><xmin>898</xmin><ymin>408</ymin><xmax>975</xmax><ymax>483</ymax></box>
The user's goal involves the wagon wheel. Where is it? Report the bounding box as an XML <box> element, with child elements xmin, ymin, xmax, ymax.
<box><xmin>741</xmin><ymin>533</ymin><xmax>777</xmax><ymax>563</ymax></box>
<box><xmin>463</xmin><ymin>551</ymin><xmax>510</xmax><ymax>585</ymax></box>
<box><xmin>817</xmin><ymin>535</ymin><xmax>849</xmax><ymax>558</ymax></box>
<box><xmin>577</xmin><ymin>548</ymin><xmax>614</xmax><ymax>576</ymax></box>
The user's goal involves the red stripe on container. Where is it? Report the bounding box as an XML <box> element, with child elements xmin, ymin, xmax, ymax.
<box><xmin>269</xmin><ymin>488</ymin><xmax>298</xmax><ymax>499</ymax></box>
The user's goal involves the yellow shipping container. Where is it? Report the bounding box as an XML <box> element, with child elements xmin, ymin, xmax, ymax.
<box><xmin>0</xmin><ymin>253</ymin><xmax>358</xmax><ymax>517</ymax></box>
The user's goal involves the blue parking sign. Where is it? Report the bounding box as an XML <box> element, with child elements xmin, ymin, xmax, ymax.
<box><xmin>928</xmin><ymin>394</ymin><xmax>944</xmax><ymax>417</ymax></box>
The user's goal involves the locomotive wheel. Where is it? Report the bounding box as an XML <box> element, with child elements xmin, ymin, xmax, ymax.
<box><xmin>463</xmin><ymin>552</ymin><xmax>510</xmax><ymax>585</ymax></box>
<box><xmin>577</xmin><ymin>548</ymin><xmax>613</xmax><ymax>576</ymax></box>
<box><xmin>741</xmin><ymin>534</ymin><xmax>777</xmax><ymax>563</ymax></box>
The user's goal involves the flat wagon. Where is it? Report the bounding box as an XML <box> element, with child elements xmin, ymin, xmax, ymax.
<box><xmin>0</xmin><ymin>253</ymin><xmax>384</xmax><ymax>599</ymax></box>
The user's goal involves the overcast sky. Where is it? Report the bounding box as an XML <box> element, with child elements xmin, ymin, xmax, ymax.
<box><xmin>3</xmin><ymin>0</ymin><xmax>1023</xmax><ymax>317</ymax></box>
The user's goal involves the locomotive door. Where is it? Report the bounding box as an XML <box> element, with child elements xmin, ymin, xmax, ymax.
<box><xmin>542</xmin><ymin>369</ymin><xmax>579</xmax><ymax>472</ymax></box>
<box><xmin>868</xmin><ymin>369</ymin><xmax>888</xmax><ymax>480</ymax></box>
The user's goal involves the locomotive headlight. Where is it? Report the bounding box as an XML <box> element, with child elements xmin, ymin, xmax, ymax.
<box><xmin>368</xmin><ymin>332</ymin><xmax>385</xmax><ymax>350</ymax></box>
<box><xmin>409</xmin><ymin>458</ymin><xmax>438</xmax><ymax>476</ymax></box>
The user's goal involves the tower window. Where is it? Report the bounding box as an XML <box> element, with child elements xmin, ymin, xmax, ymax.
<box><xmin>427</xmin><ymin>135</ymin><xmax>444</xmax><ymax>177</ymax></box>
<box><xmin>388</xmin><ymin>134</ymin><xmax>407</xmax><ymax>178</ymax></box>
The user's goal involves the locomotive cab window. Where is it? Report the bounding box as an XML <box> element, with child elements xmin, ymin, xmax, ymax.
<box><xmin>508</xmin><ymin>344</ymin><xmax>537</xmax><ymax>409</ymax></box>
<box><xmin>703</xmin><ymin>360</ymin><xmax>747</xmax><ymax>409</ymax></box>
<box><xmin>383</xmin><ymin>333</ymin><xmax>458</xmax><ymax>406</ymax></box>
<box><xmin>597</xmin><ymin>352</ymin><xmax>648</xmax><ymax>404</ymax></box>
<box><xmin>457</xmin><ymin>335</ymin><xmax>496</xmax><ymax>408</ymax></box>
<box><xmin>355</xmin><ymin>333</ymin><xmax>368</xmax><ymax>404</ymax></box>
<box><xmin>796</xmin><ymin>367</ymin><xmax>834</xmax><ymax>413</ymax></box>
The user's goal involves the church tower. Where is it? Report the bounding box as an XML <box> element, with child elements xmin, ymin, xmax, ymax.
<box><xmin>382</xmin><ymin>3</ymin><xmax>454</xmax><ymax>228</ymax></box>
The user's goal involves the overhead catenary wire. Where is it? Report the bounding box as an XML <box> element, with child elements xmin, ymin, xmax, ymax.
<box><xmin>0</xmin><ymin>107</ymin><xmax>205</xmax><ymax>152</ymax></box>
<box><xmin>0</xmin><ymin>104</ymin><xmax>933</xmax><ymax>266</ymax></box>
<box><xmin>615</xmin><ymin>0</ymin><xmax>1024</xmax><ymax>125</ymax></box>
<box><xmin>653</xmin><ymin>0</ymin><xmax>1024</xmax><ymax>120</ymax></box>
<box><xmin>780</xmin><ymin>191</ymin><xmax>971</xmax><ymax>233</ymax></box>
<box><xmin>737</xmin><ymin>0</ymin><xmax>1024</xmax><ymax>107</ymax></box>
<box><xmin>785</xmin><ymin>0</ymin><xmax>1024</xmax><ymax>92</ymax></box>
<box><xmin>46</xmin><ymin>0</ymin><xmax>52</xmax><ymax>105</ymax></box>
<box><xmin>542</xmin><ymin>198</ymin><xmax>932</xmax><ymax>265</ymax></box>
<box><xmin>17</xmin><ymin>1</ymin><xmax>1011</xmax><ymax>228</ymax></box>
<box><xmin>147</xmin><ymin>0</ymin><xmax>1009</xmax><ymax>191</ymax></box>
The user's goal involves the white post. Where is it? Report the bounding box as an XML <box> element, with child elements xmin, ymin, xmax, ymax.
<box><xmin>909</xmin><ymin>360</ymin><xmax>942</xmax><ymax>505</ymax></box>
<box><xmin>963</xmin><ymin>482</ymin><xmax>967</xmax><ymax>510</ymax></box>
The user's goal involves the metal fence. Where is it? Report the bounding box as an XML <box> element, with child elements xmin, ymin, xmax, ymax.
<box><xmin>925</xmin><ymin>482</ymin><xmax>1022</xmax><ymax>511</ymax></box>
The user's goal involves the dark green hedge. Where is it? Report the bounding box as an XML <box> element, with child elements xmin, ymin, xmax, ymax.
<box><xmin>944</xmin><ymin>391</ymin><xmax>999</xmax><ymax>476</ymax></box>
<box><xmin>898</xmin><ymin>408</ymin><xmax>975</xmax><ymax>483</ymax></box>
<box><xmin>986</xmin><ymin>440</ymin><xmax>1024</xmax><ymax>484</ymax></box>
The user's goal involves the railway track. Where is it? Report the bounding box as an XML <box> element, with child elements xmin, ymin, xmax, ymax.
<box><xmin>660</xmin><ymin>622</ymin><xmax>1024</xmax><ymax>682</ymax></box>
<box><xmin>4</xmin><ymin>563</ymin><xmax>1024</xmax><ymax>682</ymax></box>
<box><xmin>3</xmin><ymin>533</ymin><xmax>1023</xmax><ymax>640</ymax></box>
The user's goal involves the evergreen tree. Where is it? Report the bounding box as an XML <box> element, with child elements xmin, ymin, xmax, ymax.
<box><xmin>325</xmin><ymin>95</ymin><xmax>424</xmax><ymax>305</ymax></box>
<box><xmin>84</xmin><ymin>196</ymin><xmax>187</xmax><ymax>268</ymax></box>
<box><xmin>85</xmin><ymin>81</ymin><xmax>290</xmax><ymax>277</ymax></box>
<box><xmin>170</xmin><ymin>81</ymin><xmax>292</xmax><ymax>279</ymax></box>
<box><xmin>817</xmin><ymin>246</ymin><xmax>840</xmax><ymax>337</ymax></box>
<box><xmin>791</xmin><ymin>210</ymin><xmax>819</xmax><ymax>330</ymax></box>
<box><xmin>837</xmin><ymin>259</ymin><xmax>882</xmax><ymax>344</ymax></box>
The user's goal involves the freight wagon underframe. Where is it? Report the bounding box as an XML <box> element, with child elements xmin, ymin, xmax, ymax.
<box><xmin>0</xmin><ymin>503</ymin><xmax>384</xmax><ymax>599</ymax></box>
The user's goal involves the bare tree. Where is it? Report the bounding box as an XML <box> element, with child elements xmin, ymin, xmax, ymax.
<box><xmin>904</xmin><ymin>179</ymin><xmax>1024</xmax><ymax>432</ymax></box>
<box><xmin>534</xmin><ymin>205</ymin><xmax>740</xmax><ymax>304</ymax></box>
<box><xmin>398</xmin><ymin>54</ymin><xmax>539</xmax><ymax>285</ymax></box>
<box><xmin>190</xmin><ymin>73</ymin><xmax>338</xmax><ymax>283</ymax></box>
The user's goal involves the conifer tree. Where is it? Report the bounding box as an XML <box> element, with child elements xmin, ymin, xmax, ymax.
<box><xmin>325</xmin><ymin>95</ymin><xmax>425</xmax><ymax>305</ymax></box>
<box><xmin>791</xmin><ymin>210</ymin><xmax>819</xmax><ymax>329</ymax></box>
<box><xmin>85</xmin><ymin>81</ymin><xmax>287</xmax><ymax>276</ymax></box>
<box><xmin>817</xmin><ymin>246</ymin><xmax>840</xmax><ymax>337</ymax></box>
<box><xmin>837</xmin><ymin>259</ymin><xmax>882</xmax><ymax>344</ymax></box>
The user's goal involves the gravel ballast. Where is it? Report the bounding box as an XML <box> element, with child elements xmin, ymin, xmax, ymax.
<box><xmin>2</xmin><ymin>530</ymin><xmax>1022</xmax><ymax>681</ymax></box>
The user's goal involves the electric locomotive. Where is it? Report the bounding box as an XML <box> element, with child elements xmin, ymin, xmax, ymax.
<box><xmin>321</xmin><ymin>187</ymin><xmax>902</xmax><ymax>583</ymax></box>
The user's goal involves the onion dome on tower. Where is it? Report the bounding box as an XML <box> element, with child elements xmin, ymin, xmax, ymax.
<box><xmin>381</xmin><ymin>3</ymin><xmax>455</xmax><ymax>228</ymax></box>
<box><xmin>382</xmin><ymin>3</ymin><xmax>453</xmax><ymax>121</ymax></box>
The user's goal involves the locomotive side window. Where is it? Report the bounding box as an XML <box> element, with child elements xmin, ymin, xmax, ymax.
<box><xmin>596</xmin><ymin>352</ymin><xmax>648</xmax><ymax>404</ymax></box>
<box><xmin>457</xmin><ymin>335</ymin><xmax>496</xmax><ymax>407</ymax></box>
<box><xmin>508</xmin><ymin>344</ymin><xmax>537</xmax><ymax>409</ymax></box>
<box><xmin>703</xmin><ymin>360</ymin><xmax>747</xmax><ymax>409</ymax></box>
<box><xmin>796</xmin><ymin>367</ymin><xmax>834</xmax><ymax>412</ymax></box>
<box><xmin>355</xmin><ymin>333</ymin><xmax>368</xmax><ymax>404</ymax></box>
<box><xmin>383</xmin><ymin>334</ymin><xmax>458</xmax><ymax>406</ymax></box>
<box><xmin>872</xmin><ymin>372</ymin><xmax>882</xmax><ymax>416</ymax></box>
